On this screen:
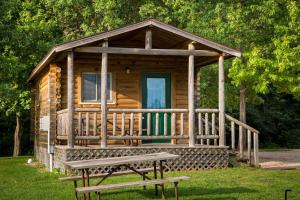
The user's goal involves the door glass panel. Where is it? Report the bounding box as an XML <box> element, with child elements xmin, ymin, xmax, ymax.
<box><xmin>146</xmin><ymin>78</ymin><xmax>166</xmax><ymax>108</ymax></box>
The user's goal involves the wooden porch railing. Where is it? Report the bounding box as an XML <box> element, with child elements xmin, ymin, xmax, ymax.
<box><xmin>195</xmin><ymin>109</ymin><xmax>219</xmax><ymax>145</ymax></box>
<box><xmin>56</xmin><ymin>108</ymin><xmax>220</xmax><ymax>145</ymax></box>
<box><xmin>225</xmin><ymin>114</ymin><xmax>259</xmax><ymax>166</ymax></box>
<box><xmin>57</xmin><ymin>109</ymin><xmax>68</xmax><ymax>138</ymax></box>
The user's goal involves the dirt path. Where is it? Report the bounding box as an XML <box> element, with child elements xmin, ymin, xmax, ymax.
<box><xmin>259</xmin><ymin>149</ymin><xmax>300</xmax><ymax>170</ymax></box>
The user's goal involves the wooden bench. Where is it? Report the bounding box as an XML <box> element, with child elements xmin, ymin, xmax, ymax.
<box><xmin>76</xmin><ymin>176</ymin><xmax>190</xmax><ymax>200</ymax></box>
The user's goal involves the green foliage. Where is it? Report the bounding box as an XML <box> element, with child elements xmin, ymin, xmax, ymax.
<box><xmin>0</xmin><ymin>0</ymin><xmax>300</xmax><ymax>153</ymax></box>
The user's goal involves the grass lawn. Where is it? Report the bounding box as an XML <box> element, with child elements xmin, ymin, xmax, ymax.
<box><xmin>0</xmin><ymin>157</ymin><xmax>300</xmax><ymax>200</ymax></box>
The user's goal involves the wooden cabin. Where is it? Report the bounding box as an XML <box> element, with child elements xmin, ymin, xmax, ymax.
<box><xmin>28</xmin><ymin>19</ymin><xmax>259</xmax><ymax>172</ymax></box>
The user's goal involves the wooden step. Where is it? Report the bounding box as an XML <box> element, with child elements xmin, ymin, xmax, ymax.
<box><xmin>75</xmin><ymin>176</ymin><xmax>190</xmax><ymax>193</ymax></box>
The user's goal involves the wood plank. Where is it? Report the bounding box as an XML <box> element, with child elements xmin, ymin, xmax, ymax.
<box><xmin>59</xmin><ymin>167</ymin><xmax>157</xmax><ymax>182</ymax></box>
<box><xmin>78</xmin><ymin>112</ymin><xmax>82</xmax><ymax>135</ymax></box>
<box><xmin>171</xmin><ymin>113</ymin><xmax>176</xmax><ymax>144</ymax></box>
<box><xmin>93</xmin><ymin>113</ymin><xmax>97</xmax><ymax>136</ymax></box>
<box><xmin>145</xmin><ymin>29</ymin><xmax>152</xmax><ymax>49</ymax></box>
<box><xmin>239</xmin><ymin>125</ymin><xmax>243</xmax><ymax>159</ymax></box>
<box><xmin>75</xmin><ymin>176</ymin><xmax>190</xmax><ymax>193</ymax></box>
<box><xmin>247</xmin><ymin>129</ymin><xmax>251</xmax><ymax>163</ymax></box>
<box><xmin>64</xmin><ymin>152</ymin><xmax>179</xmax><ymax>169</ymax></box>
<box><xmin>164</xmin><ymin>113</ymin><xmax>167</xmax><ymax>136</ymax></box>
<box><xmin>188</xmin><ymin>42</ymin><xmax>195</xmax><ymax>147</ymax></box>
<box><xmin>212</xmin><ymin>113</ymin><xmax>217</xmax><ymax>145</ymax></box>
<box><xmin>155</xmin><ymin>113</ymin><xmax>159</xmax><ymax>136</ymax></box>
<box><xmin>101</xmin><ymin>40</ymin><xmax>108</xmax><ymax>147</ymax></box>
<box><xmin>75</xmin><ymin>47</ymin><xmax>219</xmax><ymax>57</ymax></box>
<box><xmin>108</xmin><ymin>108</ymin><xmax>188</xmax><ymax>113</ymax></box>
<box><xmin>205</xmin><ymin>113</ymin><xmax>209</xmax><ymax>145</ymax></box>
<box><xmin>138</xmin><ymin>113</ymin><xmax>143</xmax><ymax>136</ymax></box>
<box><xmin>67</xmin><ymin>51</ymin><xmax>74</xmax><ymax>148</ymax></box>
<box><xmin>231</xmin><ymin>121</ymin><xmax>235</xmax><ymax>151</ymax></box>
<box><xmin>121</xmin><ymin>112</ymin><xmax>125</xmax><ymax>136</ymax></box>
<box><xmin>130</xmin><ymin>113</ymin><xmax>134</xmax><ymax>136</ymax></box>
<box><xmin>253</xmin><ymin>133</ymin><xmax>259</xmax><ymax>166</ymax></box>
<box><xmin>180</xmin><ymin>113</ymin><xmax>184</xmax><ymax>136</ymax></box>
<box><xmin>218</xmin><ymin>55</ymin><xmax>225</xmax><ymax>146</ymax></box>
<box><xmin>112</xmin><ymin>112</ymin><xmax>117</xmax><ymax>136</ymax></box>
<box><xmin>225</xmin><ymin>114</ymin><xmax>259</xmax><ymax>134</ymax></box>
<box><xmin>86</xmin><ymin>112</ymin><xmax>90</xmax><ymax>136</ymax></box>
<box><xmin>147</xmin><ymin>113</ymin><xmax>151</xmax><ymax>136</ymax></box>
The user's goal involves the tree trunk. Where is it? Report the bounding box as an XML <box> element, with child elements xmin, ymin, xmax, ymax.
<box><xmin>13</xmin><ymin>114</ymin><xmax>22</xmax><ymax>157</ymax></box>
<box><xmin>239</xmin><ymin>82</ymin><xmax>247</xmax><ymax>151</ymax></box>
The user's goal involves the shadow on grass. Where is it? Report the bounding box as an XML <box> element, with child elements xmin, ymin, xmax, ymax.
<box><xmin>99</xmin><ymin>186</ymin><xmax>257</xmax><ymax>200</ymax></box>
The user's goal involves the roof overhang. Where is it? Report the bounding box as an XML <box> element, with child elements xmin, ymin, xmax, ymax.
<box><xmin>28</xmin><ymin>19</ymin><xmax>241</xmax><ymax>82</ymax></box>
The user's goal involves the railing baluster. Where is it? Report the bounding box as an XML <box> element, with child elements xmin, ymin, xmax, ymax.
<box><xmin>253</xmin><ymin>133</ymin><xmax>259</xmax><ymax>166</ymax></box>
<box><xmin>171</xmin><ymin>113</ymin><xmax>176</xmax><ymax>144</ymax></box>
<box><xmin>247</xmin><ymin>129</ymin><xmax>252</xmax><ymax>164</ymax></box>
<box><xmin>78</xmin><ymin>112</ymin><xmax>82</xmax><ymax>136</ymax></box>
<box><xmin>205</xmin><ymin>113</ymin><xmax>209</xmax><ymax>145</ymax></box>
<box><xmin>86</xmin><ymin>112</ymin><xmax>89</xmax><ymax>136</ymax></box>
<box><xmin>147</xmin><ymin>113</ymin><xmax>151</xmax><ymax>136</ymax></box>
<box><xmin>121</xmin><ymin>112</ymin><xmax>125</xmax><ymax>136</ymax></box>
<box><xmin>138</xmin><ymin>113</ymin><xmax>142</xmax><ymax>136</ymax></box>
<box><xmin>212</xmin><ymin>113</ymin><xmax>216</xmax><ymax>145</ymax></box>
<box><xmin>164</xmin><ymin>113</ymin><xmax>167</xmax><ymax>136</ymax></box>
<box><xmin>155</xmin><ymin>113</ymin><xmax>159</xmax><ymax>136</ymax></box>
<box><xmin>239</xmin><ymin>125</ymin><xmax>243</xmax><ymax>159</ymax></box>
<box><xmin>198</xmin><ymin>113</ymin><xmax>203</xmax><ymax>145</ymax></box>
<box><xmin>93</xmin><ymin>113</ymin><xmax>97</xmax><ymax>136</ymax></box>
<box><xmin>112</xmin><ymin>112</ymin><xmax>117</xmax><ymax>136</ymax></box>
<box><xmin>180</xmin><ymin>113</ymin><xmax>184</xmax><ymax>136</ymax></box>
<box><xmin>231</xmin><ymin>121</ymin><xmax>235</xmax><ymax>151</ymax></box>
<box><xmin>130</xmin><ymin>113</ymin><xmax>134</xmax><ymax>136</ymax></box>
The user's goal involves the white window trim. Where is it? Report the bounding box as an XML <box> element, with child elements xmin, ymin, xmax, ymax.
<box><xmin>80</xmin><ymin>72</ymin><xmax>113</xmax><ymax>104</ymax></box>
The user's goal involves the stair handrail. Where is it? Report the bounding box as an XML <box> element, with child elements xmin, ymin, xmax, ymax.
<box><xmin>225</xmin><ymin>114</ymin><xmax>259</xmax><ymax>167</ymax></box>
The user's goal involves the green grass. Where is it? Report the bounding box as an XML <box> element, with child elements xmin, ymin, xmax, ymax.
<box><xmin>1</xmin><ymin>157</ymin><xmax>300</xmax><ymax>200</ymax></box>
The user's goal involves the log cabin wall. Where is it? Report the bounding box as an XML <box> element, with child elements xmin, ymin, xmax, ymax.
<box><xmin>31</xmin><ymin>68</ymin><xmax>50</xmax><ymax>164</ymax></box>
<box><xmin>57</xmin><ymin>54</ymin><xmax>190</xmax><ymax>138</ymax></box>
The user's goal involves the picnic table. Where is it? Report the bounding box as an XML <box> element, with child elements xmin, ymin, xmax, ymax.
<box><xmin>63</xmin><ymin>152</ymin><xmax>190</xmax><ymax>200</ymax></box>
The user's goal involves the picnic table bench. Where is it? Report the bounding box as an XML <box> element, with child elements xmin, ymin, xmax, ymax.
<box><xmin>62</xmin><ymin>152</ymin><xmax>190</xmax><ymax>200</ymax></box>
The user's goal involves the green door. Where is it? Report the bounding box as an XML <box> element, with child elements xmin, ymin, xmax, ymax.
<box><xmin>142</xmin><ymin>73</ymin><xmax>171</xmax><ymax>143</ymax></box>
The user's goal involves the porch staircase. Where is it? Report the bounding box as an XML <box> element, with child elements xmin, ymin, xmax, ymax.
<box><xmin>224</xmin><ymin>114</ymin><xmax>260</xmax><ymax>166</ymax></box>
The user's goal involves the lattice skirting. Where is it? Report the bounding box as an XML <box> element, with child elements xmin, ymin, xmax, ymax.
<box><xmin>53</xmin><ymin>145</ymin><xmax>229</xmax><ymax>174</ymax></box>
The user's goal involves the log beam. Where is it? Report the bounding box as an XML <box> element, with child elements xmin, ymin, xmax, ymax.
<box><xmin>67</xmin><ymin>51</ymin><xmax>74</xmax><ymax>148</ymax></box>
<box><xmin>100</xmin><ymin>40</ymin><xmax>108</xmax><ymax>148</ymax></box>
<box><xmin>218</xmin><ymin>54</ymin><xmax>225</xmax><ymax>146</ymax></box>
<box><xmin>188</xmin><ymin>42</ymin><xmax>196</xmax><ymax>147</ymax></box>
<box><xmin>75</xmin><ymin>47</ymin><xmax>219</xmax><ymax>57</ymax></box>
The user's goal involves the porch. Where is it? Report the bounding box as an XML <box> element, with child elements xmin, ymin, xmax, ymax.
<box><xmin>55</xmin><ymin>107</ymin><xmax>259</xmax><ymax>167</ymax></box>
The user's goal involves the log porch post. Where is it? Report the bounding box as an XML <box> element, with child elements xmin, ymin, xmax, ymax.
<box><xmin>218</xmin><ymin>54</ymin><xmax>225</xmax><ymax>146</ymax></box>
<box><xmin>67</xmin><ymin>51</ymin><xmax>74</xmax><ymax>148</ymax></box>
<box><xmin>101</xmin><ymin>39</ymin><xmax>108</xmax><ymax>148</ymax></box>
<box><xmin>188</xmin><ymin>42</ymin><xmax>195</xmax><ymax>147</ymax></box>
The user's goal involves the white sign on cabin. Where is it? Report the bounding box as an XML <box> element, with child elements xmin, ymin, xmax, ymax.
<box><xmin>39</xmin><ymin>115</ymin><xmax>50</xmax><ymax>131</ymax></box>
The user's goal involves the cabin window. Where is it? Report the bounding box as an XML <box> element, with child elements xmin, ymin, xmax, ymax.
<box><xmin>81</xmin><ymin>72</ymin><xmax>112</xmax><ymax>102</ymax></box>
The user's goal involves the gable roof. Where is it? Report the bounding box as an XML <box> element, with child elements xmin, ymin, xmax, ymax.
<box><xmin>28</xmin><ymin>19</ymin><xmax>241</xmax><ymax>81</ymax></box>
